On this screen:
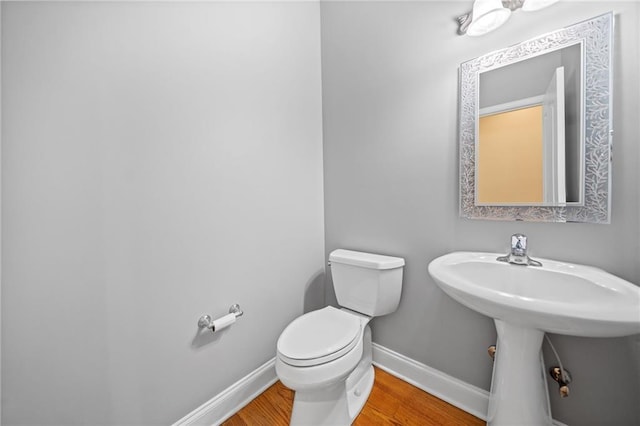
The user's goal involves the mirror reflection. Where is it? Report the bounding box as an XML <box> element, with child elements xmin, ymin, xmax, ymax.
<box><xmin>477</xmin><ymin>43</ymin><xmax>582</xmax><ymax>206</ymax></box>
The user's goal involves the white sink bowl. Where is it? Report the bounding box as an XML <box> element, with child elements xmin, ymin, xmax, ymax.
<box><xmin>428</xmin><ymin>251</ymin><xmax>640</xmax><ymax>337</ymax></box>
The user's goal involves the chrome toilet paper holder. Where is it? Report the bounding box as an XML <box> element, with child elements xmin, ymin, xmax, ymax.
<box><xmin>198</xmin><ymin>304</ymin><xmax>243</xmax><ymax>332</ymax></box>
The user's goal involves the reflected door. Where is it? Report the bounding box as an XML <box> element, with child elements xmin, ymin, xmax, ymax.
<box><xmin>542</xmin><ymin>66</ymin><xmax>566</xmax><ymax>205</ymax></box>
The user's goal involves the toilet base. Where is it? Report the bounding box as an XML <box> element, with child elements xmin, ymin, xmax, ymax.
<box><xmin>289</xmin><ymin>365</ymin><xmax>374</xmax><ymax>426</ymax></box>
<box><xmin>289</xmin><ymin>326</ymin><xmax>374</xmax><ymax>425</ymax></box>
<box><xmin>346</xmin><ymin>364</ymin><xmax>374</xmax><ymax>421</ymax></box>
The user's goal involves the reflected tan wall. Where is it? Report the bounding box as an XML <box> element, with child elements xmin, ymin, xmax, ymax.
<box><xmin>477</xmin><ymin>106</ymin><xmax>543</xmax><ymax>204</ymax></box>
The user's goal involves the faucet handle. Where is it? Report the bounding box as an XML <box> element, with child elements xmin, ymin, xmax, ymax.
<box><xmin>497</xmin><ymin>234</ymin><xmax>542</xmax><ymax>267</ymax></box>
<box><xmin>511</xmin><ymin>234</ymin><xmax>527</xmax><ymax>256</ymax></box>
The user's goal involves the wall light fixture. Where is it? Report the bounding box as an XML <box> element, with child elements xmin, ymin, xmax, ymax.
<box><xmin>457</xmin><ymin>0</ymin><xmax>559</xmax><ymax>36</ymax></box>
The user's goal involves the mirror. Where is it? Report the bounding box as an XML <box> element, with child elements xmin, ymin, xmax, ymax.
<box><xmin>459</xmin><ymin>12</ymin><xmax>613</xmax><ymax>223</ymax></box>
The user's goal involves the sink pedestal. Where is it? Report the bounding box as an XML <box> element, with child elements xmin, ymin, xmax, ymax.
<box><xmin>488</xmin><ymin>320</ymin><xmax>552</xmax><ymax>426</ymax></box>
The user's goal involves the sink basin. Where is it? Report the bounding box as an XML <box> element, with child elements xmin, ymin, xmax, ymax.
<box><xmin>428</xmin><ymin>251</ymin><xmax>640</xmax><ymax>337</ymax></box>
<box><xmin>428</xmin><ymin>251</ymin><xmax>640</xmax><ymax>426</ymax></box>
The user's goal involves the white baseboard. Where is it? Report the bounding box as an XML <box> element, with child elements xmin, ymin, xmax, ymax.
<box><xmin>174</xmin><ymin>344</ymin><xmax>568</xmax><ymax>426</ymax></box>
<box><xmin>172</xmin><ymin>358</ymin><xmax>277</xmax><ymax>426</ymax></box>
<box><xmin>372</xmin><ymin>343</ymin><xmax>490</xmax><ymax>421</ymax></box>
<box><xmin>372</xmin><ymin>343</ymin><xmax>568</xmax><ymax>426</ymax></box>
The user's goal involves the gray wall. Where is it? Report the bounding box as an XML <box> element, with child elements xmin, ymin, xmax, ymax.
<box><xmin>479</xmin><ymin>49</ymin><xmax>562</xmax><ymax>108</ymax></box>
<box><xmin>321</xmin><ymin>2</ymin><xmax>639</xmax><ymax>425</ymax></box>
<box><xmin>1</xmin><ymin>2</ymin><xmax>324</xmax><ymax>424</ymax></box>
<box><xmin>2</xmin><ymin>1</ymin><xmax>639</xmax><ymax>425</ymax></box>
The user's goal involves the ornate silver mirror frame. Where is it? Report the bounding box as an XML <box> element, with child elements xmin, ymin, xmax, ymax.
<box><xmin>459</xmin><ymin>12</ymin><xmax>613</xmax><ymax>223</ymax></box>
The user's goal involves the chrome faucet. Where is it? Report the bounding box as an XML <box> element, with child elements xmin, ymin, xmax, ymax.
<box><xmin>497</xmin><ymin>234</ymin><xmax>542</xmax><ymax>267</ymax></box>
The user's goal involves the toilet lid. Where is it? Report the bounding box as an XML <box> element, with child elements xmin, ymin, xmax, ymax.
<box><xmin>277</xmin><ymin>306</ymin><xmax>362</xmax><ymax>367</ymax></box>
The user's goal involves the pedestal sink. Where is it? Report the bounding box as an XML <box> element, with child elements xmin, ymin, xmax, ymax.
<box><xmin>428</xmin><ymin>252</ymin><xmax>640</xmax><ymax>426</ymax></box>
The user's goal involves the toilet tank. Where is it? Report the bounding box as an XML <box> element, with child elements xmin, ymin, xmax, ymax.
<box><xmin>329</xmin><ymin>249</ymin><xmax>405</xmax><ymax>317</ymax></box>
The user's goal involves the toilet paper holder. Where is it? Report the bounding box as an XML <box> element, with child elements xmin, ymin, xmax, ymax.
<box><xmin>198</xmin><ymin>304</ymin><xmax>243</xmax><ymax>332</ymax></box>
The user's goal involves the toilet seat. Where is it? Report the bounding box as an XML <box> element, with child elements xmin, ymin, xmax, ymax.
<box><xmin>277</xmin><ymin>306</ymin><xmax>362</xmax><ymax>367</ymax></box>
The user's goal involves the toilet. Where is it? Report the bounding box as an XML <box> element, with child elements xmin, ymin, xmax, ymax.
<box><xmin>276</xmin><ymin>249</ymin><xmax>405</xmax><ymax>425</ymax></box>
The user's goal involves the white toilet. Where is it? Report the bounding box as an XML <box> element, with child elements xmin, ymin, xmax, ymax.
<box><xmin>276</xmin><ymin>249</ymin><xmax>405</xmax><ymax>425</ymax></box>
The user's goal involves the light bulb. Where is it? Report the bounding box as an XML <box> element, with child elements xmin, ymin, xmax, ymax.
<box><xmin>467</xmin><ymin>0</ymin><xmax>511</xmax><ymax>36</ymax></box>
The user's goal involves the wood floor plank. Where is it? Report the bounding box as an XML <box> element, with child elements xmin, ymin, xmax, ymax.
<box><xmin>223</xmin><ymin>366</ymin><xmax>485</xmax><ymax>425</ymax></box>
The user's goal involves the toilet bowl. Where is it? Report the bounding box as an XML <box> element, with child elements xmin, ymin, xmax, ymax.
<box><xmin>276</xmin><ymin>307</ymin><xmax>373</xmax><ymax>425</ymax></box>
<box><xmin>275</xmin><ymin>249</ymin><xmax>405</xmax><ymax>425</ymax></box>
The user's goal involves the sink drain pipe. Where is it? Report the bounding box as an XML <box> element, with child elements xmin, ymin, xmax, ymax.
<box><xmin>545</xmin><ymin>335</ymin><xmax>572</xmax><ymax>397</ymax></box>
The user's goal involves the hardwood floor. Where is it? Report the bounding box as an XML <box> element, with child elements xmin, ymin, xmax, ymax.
<box><xmin>223</xmin><ymin>367</ymin><xmax>485</xmax><ymax>425</ymax></box>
